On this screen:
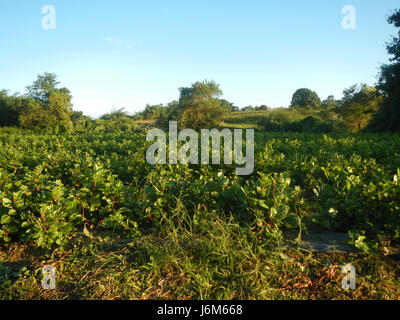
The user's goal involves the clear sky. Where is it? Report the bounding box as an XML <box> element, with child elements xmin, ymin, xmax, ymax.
<box><xmin>0</xmin><ymin>0</ymin><xmax>399</xmax><ymax>117</ymax></box>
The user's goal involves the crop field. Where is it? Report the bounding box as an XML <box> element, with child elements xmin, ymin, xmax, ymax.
<box><xmin>1</xmin><ymin>128</ymin><xmax>400</xmax><ymax>299</ymax></box>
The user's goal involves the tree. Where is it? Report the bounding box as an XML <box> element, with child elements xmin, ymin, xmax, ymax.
<box><xmin>27</xmin><ymin>72</ymin><xmax>60</xmax><ymax>102</ymax></box>
<box><xmin>47</xmin><ymin>89</ymin><xmax>73</xmax><ymax>130</ymax></box>
<box><xmin>339</xmin><ymin>84</ymin><xmax>382</xmax><ymax>132</ymax></box>
<box><xmin>368</xmin><ymin>9</ymin><xmax>400</xmax><ymax>132</ymax></box>
<box><xmin>21</xmin><ymin>73</ymin><xmax>73</xmax><ymax>131</ymax></box>
<box><xmin>290</xmin><ymin>88</ymin><xmax>321</xmax><ymax>108</ymax></box>
<box><xmin>19</xmin><ymin>98</ymin><xmax>54</xmax><ymax>129</ymax></box>
<box><xmin>177</xmin><ymin>80</ymin><xmax>225</xmax><ymax>130</ymax></box>
<box><xmin>156</xmin><ymin>100</ymin><xmax>179</xmax><ymax>129</ymax></box>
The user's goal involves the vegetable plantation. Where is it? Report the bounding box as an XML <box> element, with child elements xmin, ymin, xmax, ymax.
<box><xmin>1</xmin><ymin>128</ymin><xmax>400</xmax><ymax>299</ymax></box>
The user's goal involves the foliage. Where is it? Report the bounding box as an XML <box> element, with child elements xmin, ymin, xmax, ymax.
<box><xmin>0</xmin><ymin>91</ymin><xmax>27</xmax><ymax>127</ymax></box>
<box><xmin>369</xmin><ymin>9</ymin><xmax>400</xmax><ymax>132</ymax></box>
<box><xmin>338</xmin><ymin>84</ymin><xmax>383</xmax><ymax>132</ymax></box>
<box><xmin>0</xmin><ymin>129</ymin><xmax>400</xmax><ymax>299</ymax></box>
<box><xmin>20</xmin><ymin>73</ymin><xmax>73</xmax><ymax>132</ymax></box>
<box><xmin>177</xmin><ymin>80</ymin><xmax>226</xmax><ymax>130</ymax></box>
<box><xmin>71</xmin><ymin>111</ymin><xmax>92</xmax><ymax>129</ymax></box>
<box><xmin>290</xmin><ymin>88</ymin><xmax>322</xmax><ymax>108</ymax></box>
<box><xmin>0</xmin><ymin>129</ymin><xmax>399</xmax><ymax>254</ymax></box>
<box><xmin>321</xmin><ymin>95</ymin><xmax>338</xmax><ymax>109</ymax></box>
<box><xmin>258</xmin><ymin>108</ymin><xmax>347</xmax><ymax>133</ymax></box>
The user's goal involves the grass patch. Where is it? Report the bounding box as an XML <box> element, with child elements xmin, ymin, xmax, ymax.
<box><xmin>1</xmin><ymin>212</ymin><xmax>399</xmax><ymax>300</ymax></box>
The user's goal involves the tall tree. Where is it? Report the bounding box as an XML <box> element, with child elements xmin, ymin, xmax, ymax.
<box><xmin>22</xmin><ymin>73</ymin><xmax>73</xmax><ymax>131</ymax></box>
<box><xmin>26</xmin><ymin>72</ymin><xmax>60</xmax><ymax>102</ymax></box>
<box><xmin>369</xmin><ymin>9</ymin><xmax>400</xmax><ymax>132</ymax></box>
<box><xmin>177</xmin><ymin>80</ymin><xmax>224</xmax><ymax>130</ymax></box>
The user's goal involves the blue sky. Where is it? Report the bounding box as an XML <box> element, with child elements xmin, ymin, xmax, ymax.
<box><xmin>0</xmin><ymin>0</ymin><xmax>398</xmax><ymax>117</ymax></box>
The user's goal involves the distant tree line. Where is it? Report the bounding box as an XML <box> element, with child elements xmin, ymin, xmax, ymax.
<box><xmin>132</xmin><ymin>10</ymin><xmax>400</xmax><ymax>133</ymax></box>
<box><xmin>257</xmin><ymin>83</ymin><xmax>383</xmax><ymax>133</ymax></box>
<box><xmin>0</xmin><ymin>10</ymin><xmax>399</xmax><ymax>133</ymax></box>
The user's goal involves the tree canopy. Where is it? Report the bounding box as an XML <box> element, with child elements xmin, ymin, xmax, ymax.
<box><xmin>290</xmin><ymin>88</ymin><xmax>321</xmax><ymax>108</ymax></box>
<box><xmin>20</xmin><ymin>73</ymin><xmax>73</xmax><ymax>131</ymax></box>
<box><xmin>368</xmin><ymin>9</ymin><xmax>400</xmax><ymax>132</ymax></box>
<box><xmin>177</xmin><ymin>80</ymin><xmax>226</xmax><ymax>130</ymax></box>
<box><xmin>339</xmin><ymin>84</ymin><xmax>382</xmax><ymax>132</ymax></box>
